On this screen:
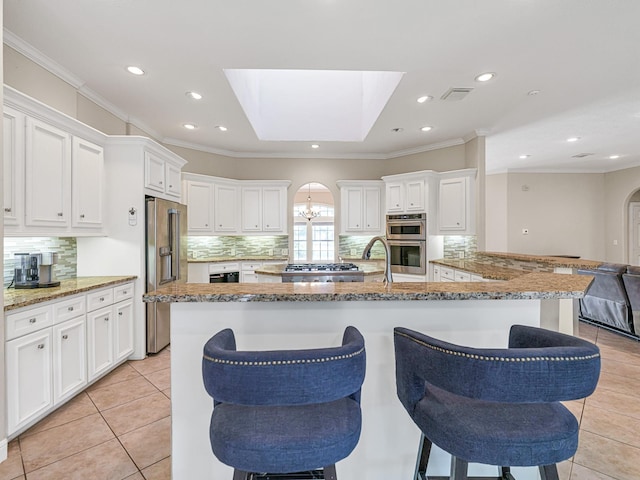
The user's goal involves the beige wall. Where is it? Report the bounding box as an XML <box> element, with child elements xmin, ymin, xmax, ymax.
<box><xmin>485</xmin><ymin>173</ymin><xmax>508</xmax><ymax>252</ymax></box>
<box><xmin>77</xmin><ymin>94</ymin><xmax>126</xmax><ymax>135</ymax></box>
<box><xmin>604</xmin><ymin>165</ymin><xmax>640</xmax><ymax>263</ymax></box>
<box><xmin>502</xmin><ymin>173</ymin><xmax>606</xmax><ymax>260</ymax></box>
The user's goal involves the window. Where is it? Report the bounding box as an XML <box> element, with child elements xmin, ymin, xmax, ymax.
<box><xmin>293</xmin><ymin>197</ymin><xmax>335</xmax><ymax>262</ymax></box>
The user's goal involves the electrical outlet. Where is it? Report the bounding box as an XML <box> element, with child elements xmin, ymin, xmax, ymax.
<box><xmin>268</xmin><ymin>249</ymin><xmax>274</xmax><ymax>256</ymax></box>
<box><xmin>350</xmin><ymin>248</ymin><xmax>357</xmax><ymax>256</ymax></box>
<box><xmin>282</xmin><ymin>248</ymin><xmax>289</xmax><ymax>256</ymax></box>
<box><xmin>230</xmin><ymin>248</ymin><xmax>236</xmax><ymax>256</ymax></box>
<box><xmin>458</xmin><ymin>251</ymin><xmax>465</xmax><ymax>259</ymax></box>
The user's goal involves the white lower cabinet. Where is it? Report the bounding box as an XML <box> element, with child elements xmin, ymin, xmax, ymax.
<box><xmin>5</xmin><ymin>281</ymin><xmax>135</xmax><ymax>437</ymax></box>
<box><xmin>53</xmin><ymin>316</ymin><xmax>87</xmax><ymax>405</ymax></box>
<box><xmin>6</xmin><ymin>328</ymin><xmax>53</xmax><ymax>435</ymax></box>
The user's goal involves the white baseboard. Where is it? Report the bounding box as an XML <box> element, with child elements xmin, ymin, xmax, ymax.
<box><xmin>0</xmin><ymin>438</ymin><xmax>7</xmax><ymax>463</ymax></box>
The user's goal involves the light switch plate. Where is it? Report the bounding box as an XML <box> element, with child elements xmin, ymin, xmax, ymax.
<box><xmin>282</xmin><ymin>248</ymin><xmax>289</xmax><ymax>256</ymax></box>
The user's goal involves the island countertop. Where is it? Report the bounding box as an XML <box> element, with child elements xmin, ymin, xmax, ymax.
<box><xmin>5</xmin><ymin>276</ymin><xmax>138</xmax><ymax>311</ymax></box>
<box><xmin>143</xmin><ymin>271</ymin><xmax>593</xmax><ymax>303</ymax></box>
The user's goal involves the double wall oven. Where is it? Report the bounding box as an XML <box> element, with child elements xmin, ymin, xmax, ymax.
<box><xmin>386</xmin><ymin>213</ymin><xmax>427</xmax><ymax>275</ymax></box>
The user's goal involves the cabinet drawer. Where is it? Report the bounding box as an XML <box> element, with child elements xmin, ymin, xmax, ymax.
<box><xmin>440</xmin><ymin>267</ymin><xmax>455</xmax><ymax>281</ymax></box>
<box><xmin>242</xmin><ymin>262</ymin><xmax>263</xmax><ymax>271</ymax></box>
<box><xmin>113</xmin><ymin>283</ymin><xmax>134</xmax><ymax>303</ymax></box>
<box><xmin>454</xmin><ymin>271</ymin><xmax>471</xmax><ymax>282</ymax></box>
<box><xmin>54</xmin><ymin>295</ymin><xmax>86</xmax><ymax>324</ymax></box>
<box><xmin>86</xmin><ymin>288</ymin><xmax>114</xmax><ymax>311</ymax></box>
<box><xmin>6</xmin><ymin>305</ymin><xmax>53</xmax><ymax>341</ymax></box>
<box><xmin>209</xmin><ymin>263</ymin><xmax>240</xmax><ymax>273</ymax></box>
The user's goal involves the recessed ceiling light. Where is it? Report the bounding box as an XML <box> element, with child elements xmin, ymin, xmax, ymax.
<box><xmin>566</xmin><ymin>137</ymin><xmax>580</xmax><ymax>142</ymax></box>
<box><xmin>527</xmin><ymin>90</ymin><xmax>541</xmax><ymax>96</ymax></box>
<box><xmin>183</xmin><ymin>123</ymin><xmax>197</xmax><ymax>130</ymax></box>
<box><xmin>311</xmin><ymin>144</ymin><xmax>320</xmax><ymax>149</ymax></box>
<box><xmin>519</xmin><ymin>154</ymin><xmax>531</xmax><ymax>159</ymax></box>
<box><xmin>417</xmin><ymin>95</ymin><xmax>433</xmax><ymax>104</ymax></box>
<box><xmin>126</xmin><ymin>66</ymin><xmax>145</xmax><ymax>76</ymax></box>
<box><xmin>474</xmin><ymin>72</ymin><xmax>496</xmax><ymax>82</ymax></box>
<box><xmin>186</xmin><ymin>91</ymin><xmax>203</xmax><ymax>100</ymax></box>
<box><xmin>420</xmin><ymin>126</ymin><xmax>433</xmax><ymax>132</ymax></box>
<box><xmin>609</xmin><ymin>155</ymin><xmax>620</xmax><ymax>159</ymax></box>
<box><xmin>215</xmin><ymin>125</ymin><xmax>228</xmax><ymax>132</ymax></box>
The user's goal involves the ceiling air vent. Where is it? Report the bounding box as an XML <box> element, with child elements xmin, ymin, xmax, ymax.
<box><xmin>571</xmin><ymin>153</ymin><xmax>594</xmax><ymax>158</ymax></box>
<box><xmin>440</xmin><ymin>87</ymin><xmax>474</xmax><ymax>101</ymax></box>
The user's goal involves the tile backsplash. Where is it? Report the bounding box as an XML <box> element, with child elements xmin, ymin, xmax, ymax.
<box><xmin>338</xmin><ymin>236</ymin><xmax>386</xmax><ymax>259</ymax></box>
<box><xmin>443</xmin><ymin>235</ymin><xmax>477</xmax><ymax>259</ymax></box>
<box><xmin>188</xmin><ymin>236</ymin><xmax>289</xmax><ymax>258</ymax></box>
<box><xmin>4</xmin><ymin>237</ymin><xmax>77</xmax><ymax>287</ymax></box>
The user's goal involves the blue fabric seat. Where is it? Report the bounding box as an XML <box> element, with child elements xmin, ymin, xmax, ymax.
<box><xmin>202</xmin><ymin>326</ymin><xmax>366</xmax><ymax>480</ymax></box>
<box><xmin>394</xmin><ymin>325</ymin><xmax>601</xmax><ymax>480</ymax></box>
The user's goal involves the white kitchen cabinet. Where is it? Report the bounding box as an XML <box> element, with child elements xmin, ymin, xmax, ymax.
<box><xmin>184</xmin><ymin>180</ymin><xmax>214</xmax><ymax>234</ymax></box>
<box><xmin>439</xmin><ymin>266</ymin><xmax>455</xmax><ymax>282</ymax></box>
<box><xmin>114</xmin><ymin>300</ymin><xmax>134</xmax><ymax>363</ymax></box>
<box><xmin>72</xmin><ymin>137</ymin><xmax>104</xmax><ymax>230</ymax></box>
<box><xmin>382</xmin><ymin>172</ymin><xmax>436</xmax><ymax>218</ymax></box>
<box><xmin>337</xmin><ymin>181</ymin><xmax>384</xmax><ymax>235</ymax></box>
<box><xmin>454</xmin><ymin>270</ymin><xmax>472</xmax><ymax>282</ymax></box>
<box><xmin>241</xmin><ymin>182</ymin><xmax>289</xmax><ymax>234</ymax></box>
<box><xmin>52</xmin><ymin>316</ymin><xmax>87</xmax><ymax>405</ymax></box>
<box><xmin>6</xmin><ymin>328</ymin><xmax>53</xmax><ymax>435</ymax></box>
<box><xmin>241</xmin><ymin>261</ymin><xmax>263</xmax><ymax>283</ymax></box>
<box><xmin>87</xmin><ymin>306</ymin><xmax>114</xmax><ymax>382</ymax></box>
<box><xmin>432</xmin><ymin>264</ymin><xmax>441</xmax><ymax>282</ymax></box>
<box><xmin>144</xmin><ymin>151</ymin><xmax>184</xmax><ymax>200</ymax></box>
<box><xmin>3</xmin><ymin>106</ymin><xmax>24</xmax><ymax>227</ymax></box>
<box><xmin>214</xmin><ymin>183</ymin><xmax>239</xmax><ymax>233</ymax></box>
<box><xmin>437</xmin><ymin>169</ymin><xmax>476</xmax><ymax>235</ymax></box>
<box><xmin>25</xmin><ymin>117</ymin><xmax>72</xmax><ymax>228</ymax></box>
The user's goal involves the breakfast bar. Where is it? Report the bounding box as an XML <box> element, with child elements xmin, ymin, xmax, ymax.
<box><xmin>143</xmin><ymin>273</ymin><xmax>593</xmax><ymax>480</ymax></box>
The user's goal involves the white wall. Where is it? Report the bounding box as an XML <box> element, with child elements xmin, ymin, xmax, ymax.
<box><xmin>604</xmin><ymin>165</ymin><xmax>640</xmax><ymax>263</ymax></box>
<box><xmin>485</xmin><ymin>173</ymin><xmax>508</xmax><ymax>252</ymax></box>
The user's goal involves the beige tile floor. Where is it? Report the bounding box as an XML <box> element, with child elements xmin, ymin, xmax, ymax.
<box><xmin>0</xmin><ymin>323</ymin><xmax>639</xmax><ymax>479</ymax></box>
<box><xmin>0</xmin><ymin>347</ymin><xmax>171</xmax><ymax>480</ymax></box>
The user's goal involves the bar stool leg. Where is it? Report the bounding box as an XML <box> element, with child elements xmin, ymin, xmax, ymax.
<box><xmin>233</xmin><ymin>469</ymin><xmax>249</xmax><ymax>480</ymax></box>
<box><xmin>450</xmin><ymin>456</ymin><xmax>468</xmax><ymax>480</ymax></box>
<box><xmin>414</xmin><ymin>433</ymin><xmax>433</xmax><ymax>480</ymax></box>
<box><xmin>539</xmin><ymin>464</ymin><xmax>560</xmax><ymax>480</ymax></box>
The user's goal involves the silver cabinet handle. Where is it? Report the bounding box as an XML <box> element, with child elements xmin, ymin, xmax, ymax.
<box><xmin>68</xmin><ymin>306</ymin><xmax>74</xmax><ymax>311</ymax></box>
<box><xmin>37</xmin><ymin>344</ymin><xmax>45</xmax><ymax>349</ymax></box>
<box><xmin>62</xmin><ymin>334</ymin><xmax>68</xmax><ymax>340</ymax></box>
<box><xmin>80</xmin><ymin>214</ymin><xmax>85</xmax><ymax>219</ymax></box>
<box><xmin>159</xmin><ymin>180</ymin><xmax>163</xmax><ymax>185</ymax></box>
<box><xmin>100</xmin><ymin>297</ymin><xmax>105</xmax><ymax>302</ymax></box>
<box><xmin>122</xmin><ymin>291</ymin><xmax>127</xmax><ymax>295</ymax></box>
<box><xmin>58</xmin><ymin>212</ymin><xmax>63</xmax><ymax>217</ymax></box>
<box><xmin>4</xmin><ymin>207</ymin><xmax>11</xmax><ymax>212</ymax></box>
<box><xmin>29</xmin><ymin>318</ymin><xmax>36</xmax><ymax>324</ymax></box>
<box><xmin>118</xmin><ymin>311</ymin><xmax>123</xmax><ymax>316</ymax></box>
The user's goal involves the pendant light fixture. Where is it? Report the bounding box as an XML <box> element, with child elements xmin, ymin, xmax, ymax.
<box><xmin>299</xmin><ymin>184</ymin><xmax>320</xmax><ymax>221</ymax></box>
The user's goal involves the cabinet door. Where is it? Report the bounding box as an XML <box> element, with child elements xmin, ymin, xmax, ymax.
<box><xmin>3</xmin><ymin>107</ymin><xmax>24</xmax><ymax>226</ymax></box>
<box><xmin>144</xmin><ymin>152</ymin><xmax>165</xmax><ymax>193</ymax></box>
<box><xmin>214</xmin><ymin>184</ymin><xmax>238</xmax><ymax>232</ymax></box>
<box><xmin>386</xmin><ymin>182</ymin><xmax>403</xmax><ymax>213</ymax></box>
<box><xmin>165</xmin><ymin>162</ymin><xmax>182</xmax><ymax>198</ymax></box>
<box><xmin>241</xmin><ymin>187</ymin><xmax>262</xmax><ymax>232</ymax></box>
<box><xmin>53</xmin><ymin>317</ymin><xmax>87</xmax><ymax>405</ymax></box>
<box><xmin>114</xmin><ymin>301</ymin><xmax>134</xmax><ymax>363</ymax></box>
<box><xmin>262</xmin><ymin>187</ymin><xmax>284</xmax><ymax>232</ymax></box>
<box><xmin>87</xmin><ymin>306</ymin><xmax>114</xmax><ymax>381</ymax></box>
<box><xmin>405</xmin><ymin>180</ymin><xmax>425</xmax><ymax>211</ymax></box>
<box><xmin>344</xmin><ymin>187</ymin><xmax>363</xmax><ymax>231</ymax></box>
<box><xmin>439</xmin><ymin>177</ymin><xmax>466</xmax><ymax>231</ymax></box>
<box><xmin>72</xmin><ymin>137</ymin><xmax>104</xmax><ymax>228</ymax></box>
<box><xmin>25</xmin><ymin>117</ymin><xmax>71</xmax><ymax>227</ymax></box>
<box><xmin>363</xmin><ymin>187</ymin><xmax>382</xmax><ymax>232</ymax></box>
<box><xmin>6</xmin><ymin>329</ymin><xmax>53</xmax><ymax>434</ymax></box>
<box><xmin>186</xmin><ymin>181</ymin><xmax>214</xmax><ymax>233</ymax></box>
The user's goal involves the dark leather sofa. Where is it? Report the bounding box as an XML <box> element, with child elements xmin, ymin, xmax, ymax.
<box><xmin>577</xmin><ymin>263</ymin><xmax>639</xmax><ymax>337</ymax></box>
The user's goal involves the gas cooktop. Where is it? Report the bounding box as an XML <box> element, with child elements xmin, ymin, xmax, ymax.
<box><xmin>282</xmin><ymin>263</ymin><xmax>364</xmax><ymax>282</ymax></box>
<box><xmin>284</xmin><ymin>263</ymin><xmax>360</xmax><ymax>272</ymax></box>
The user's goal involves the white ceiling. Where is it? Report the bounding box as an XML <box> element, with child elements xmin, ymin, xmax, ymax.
<box><xmin>4</xmin><ymin>0</ymin><xmax>640</xmax><ymax>174</ymax></box>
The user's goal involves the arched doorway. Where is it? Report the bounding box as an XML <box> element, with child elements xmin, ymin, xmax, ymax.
<box><xmin>628</xmin><ymin>189</ymin><xmax>640</xmax><ymax>265</ymax></box>
<box><xmin>292</xmin><ymin>183</ymin><xmax>334</xmax><ymax>262</ymax></box>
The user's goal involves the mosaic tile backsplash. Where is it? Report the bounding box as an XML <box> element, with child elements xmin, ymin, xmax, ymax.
<box><xmin>4</xmin><ymin>237</ymin><xmax>78</xmax><ymax>287</ymax></box>
<box><xmin>338</xmin><ymin>236</ymin><xmax>387</xmax><ymax>259</ymax></box>
<box><xmin>188</xmin><ymin>236</ymin><xmax>290</xmax><ymax>258</ymax></box>
<box><xmin>443</xmin><ymin>235</ymin><xmax>477</xmax><ymax>260</ymax></box>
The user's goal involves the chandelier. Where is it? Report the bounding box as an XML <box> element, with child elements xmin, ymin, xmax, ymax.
<box><xmin>299</xmin><ymin>184</ymin><xmax>320</xmax><ymax>221</ymax></box>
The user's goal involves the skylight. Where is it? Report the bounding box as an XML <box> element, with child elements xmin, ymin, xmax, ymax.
<box><xmin>224</xmin><ymin>69</ymin><xmax>404</xmax><ymax>142</ymax></box>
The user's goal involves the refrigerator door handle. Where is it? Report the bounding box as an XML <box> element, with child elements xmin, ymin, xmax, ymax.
<box><xmin>159</xmin><ymin>246</ymin><xmax>175</xmax><ymax>285</ymax></box>
<box><xmin>169</xmin><ymin>208</ymin><xmax>181</xmax><ymax>281</ymax></box>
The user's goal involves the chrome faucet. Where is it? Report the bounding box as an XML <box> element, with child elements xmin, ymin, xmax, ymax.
<box><xmin>362</xmin><ymin>236</ymin><xmax>393</xmax><ymax>284</ymax></box>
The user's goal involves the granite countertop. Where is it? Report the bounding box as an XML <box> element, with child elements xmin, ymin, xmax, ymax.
<box><xmin>143</xmin><ymin>271</ymin><xmax>593</xmax><ymax>303</ymax></box>
<box><xmin>480</xmin><ymin>252</ymin><xmax>603</xmax><ymax>269</ymax></box>
<box><xmin>188</xmin><ymin>256</ymin><xmax>289</xmax><ymax>264</ymax></box>
<box><xmin>5</xmin><ymin>276</ymin><xmax>138</xmax><ymax>311</ymax></box>
<box><xmin>254</xmin><ymin>261</ymin><xmax>385</xmax><ymax>277</ymax></box>
<box><xmin>430</xmin><ymin>259</ymin><xmax>523</xmax><ymax>280</ymax></box>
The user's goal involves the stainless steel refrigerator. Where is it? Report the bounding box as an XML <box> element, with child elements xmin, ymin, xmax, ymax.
<box><xmin>146</xmin><ymin>197</ymin><xmax>188</xmax><ymax>353</ymax></box>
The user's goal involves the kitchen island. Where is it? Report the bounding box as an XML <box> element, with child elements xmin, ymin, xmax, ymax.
<box><xmin>144</xmin><ymin>273</ymin><xmax>593</xmax><ymax>480</ymax></box>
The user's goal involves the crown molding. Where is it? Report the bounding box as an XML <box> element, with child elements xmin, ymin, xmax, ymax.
<box><xmin>385</xmin><ymin>138</ymin><xmax>465</xmax><ymax>159</ymax></box>
<box><xmin>4</xmin><ymin>28</ymin><xmax>85</xmax><ymax>89</ymax></box>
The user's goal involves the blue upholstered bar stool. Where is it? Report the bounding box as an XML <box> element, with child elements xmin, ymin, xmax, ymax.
<box><xmin>202</xmin><ymin>326</ymin><xmax>366</xmax><ymax>480</ymax></box>
<box><xmin>393</xmin><ymin>325</ymin><xmax>600</xmax><ymax>480</ymax></box>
